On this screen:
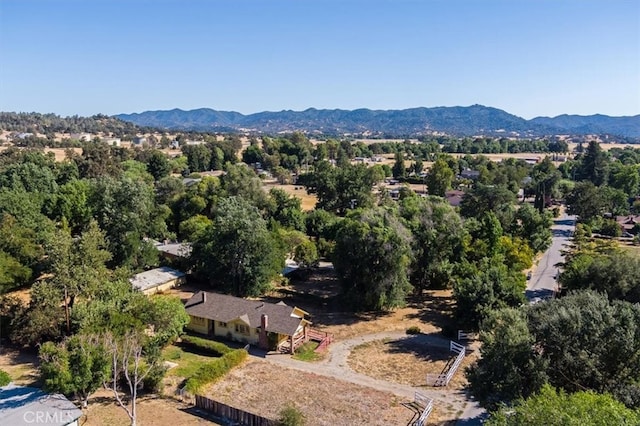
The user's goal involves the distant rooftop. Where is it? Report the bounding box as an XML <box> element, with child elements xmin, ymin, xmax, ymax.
<box><xmin>151</xmin><ymin>240</ymin><xmax>192</xmax><ymax>258</ymax></box>
<box><xmin>0</xmin><ymin>384</ymin><xmax>82</xmax><ymax>426</ymax></box>
<box><xmin>129</xmin><ymin>266</ymin><xmax>185</xmax><ymax>292</ymax></box>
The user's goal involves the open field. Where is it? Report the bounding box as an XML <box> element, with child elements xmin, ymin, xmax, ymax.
<box><xmin>263</xmin><ymin>183</ymin><xmax>318</xmax><ymax>211</ymax></box>
<box><xmin>348</xmin><ymin>337</ymin><xmax>476</xmax><ymax>389</ymax></box>
<box><xmin>204</xmin><ymin>359</ymin><xmax>422</xmax><ymax>426</ymax></box>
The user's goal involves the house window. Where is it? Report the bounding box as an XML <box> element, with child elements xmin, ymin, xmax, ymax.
<box><xmin>190</xmin><ymin>316</ymin><xmax>205</xmax><ymax>325</ymax></box>
<box><xmin>218</xmin><ymin>321</ymin><xmax>227</xmax><ymax>328</ymax></box>
<box><xmin>235</xmin><ymin>324</ymin><xmax>249</xmax><ymax>335</ymax></box>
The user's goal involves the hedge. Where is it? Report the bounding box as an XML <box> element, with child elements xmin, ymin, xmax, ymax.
<box><xmin>184</xmin><ymin>348</ymin><xmax>248</xmax><ymax>394</ymax></box>
<box><xmin>180</xmin><ymin>335</ymin><xmax>232</xmax><ymax>356</ymax></box>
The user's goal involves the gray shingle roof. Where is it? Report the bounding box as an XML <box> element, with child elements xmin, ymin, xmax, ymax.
<box><xmin>0</xmin><ymin>384</ymin><xmax>83</xmax><ymax>426</ymax></box>
<box><xmin>185</xmin><ymin>291</ymin><xmax>306</xmax><ymax>336</ymax></box>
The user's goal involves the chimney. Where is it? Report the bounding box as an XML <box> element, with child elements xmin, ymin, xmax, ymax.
<box><xmin>258</xmin><ymin>314</ymin><xmax>269</xmax><ymax>350</ymax></box>
<box><xmin>202</xmin><ymin>292</ymin><xmax>206</xmax><ymax>303</ymax></box>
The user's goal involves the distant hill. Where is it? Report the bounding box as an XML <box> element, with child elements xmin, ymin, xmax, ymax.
<box><xmin>116</xmin><ymin>105</ymin><xmax>640</xmax><ymax>138</ymax></box>
<box><xmin>530</xmin><ymin>114</ymin><xmax>640</xmax><ymax>138</ymax></box>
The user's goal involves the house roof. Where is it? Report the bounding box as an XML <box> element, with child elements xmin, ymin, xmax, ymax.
<box><xmin>184</xmin><ymin>291</ymin><xmax>307</xmax><ymax>336</ymax></box>
<box><xmin>0</xmin><ymin>384</ymin><xmax>83</xmax><ymax>426</ymax></box>
<box><xmin>129</xmin><ymin>266</ymin><xmax>185</xmax><ymax>292</ymax></box>
<box><xmin>152</xmin><ymin>240</ymin><xmax>193</xmax><ymax>258</ymax></box>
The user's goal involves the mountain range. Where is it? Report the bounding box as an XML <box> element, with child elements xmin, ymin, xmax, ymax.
<box><xmin>116</xmin><ymin>105</ymin><xmax>640</xmax><ymax>139</ymax></box>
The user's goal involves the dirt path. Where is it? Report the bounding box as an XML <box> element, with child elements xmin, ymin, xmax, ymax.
<box><xmin>250</xmin><ymin>331</ymin><xmax>485</xmax><ymax>424</ymax></box>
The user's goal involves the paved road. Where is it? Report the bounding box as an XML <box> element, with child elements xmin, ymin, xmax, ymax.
<box><xmin>250</xmin><ymin>331</ymin><xmax>486</xmax><ymax>425</ymax></box>
<box><xmin>526</xmin><ymin>212</ymin><xmax>576</xmax><ymax>302</ymax></box>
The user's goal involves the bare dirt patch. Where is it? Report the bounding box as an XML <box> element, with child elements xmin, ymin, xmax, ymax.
<box><xmin>348</xmin><ymin>338</ymin><xmax>477</xmax><ymax>389</ymax></box>
<box><xmin>0</xmin><ymin>347</ymin><xmax>39</xmax><ymax>386</ymax></box>
<box><xmin>205</xmin><ymin>358</ymin><xmax>429</xmax><ymax>426</ymax></box>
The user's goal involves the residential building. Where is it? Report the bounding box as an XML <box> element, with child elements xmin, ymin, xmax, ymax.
<box><xmin>129</xmin><ymin>266</ymin><xmax>186</xmax><ymax>295</ymax></box>
<box><xmin>184</xmin><ymin>291</ymin><xmax>329</xmax><ymax>353</ymax></box>
<box><xmin>0</xmin><ymin>384</ymin><xmax>82</xmax><ymax>426</ymax></box>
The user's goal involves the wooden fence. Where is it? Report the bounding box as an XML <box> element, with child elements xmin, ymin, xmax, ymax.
<box><xmin>413</xmin><ymin>392</ymin><xmax>434</xmax><ymax>426</ymax></box>
<box><xmin>195</xmin><ymin>395</ymin><xmax>277</xmax><ymax>426</ymax></box>
<box><xmin>307</xmin><ymin>328</ymin><xmax>333</xmax><ymax>352</ymax></box>
<box><xmin>426</xmin><ymin>340</ymin><xmax>466</xmax><ymax>387</ymax></box>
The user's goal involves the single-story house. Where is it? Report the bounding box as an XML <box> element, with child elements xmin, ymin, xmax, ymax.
<box><xmin>151</xmin><ymin>240</ymin><xmax>192</xmax><ymax>260</ymax></box>
<box><xmin>0</xmin><ymin>384</ymin><xmax>83</xmax><ymax>426</ymax></box>
<box><xmin>129</xmin><ymin>266</ymin><xmax>186</xmax><ymax>295</ymax></box>
<box><xmin>185</xmin><ymin>291</ymin><xmax>325</xmax><ymax>353</ymax></box>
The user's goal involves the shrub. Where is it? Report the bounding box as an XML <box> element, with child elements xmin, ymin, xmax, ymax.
<box><xmin>0</xmin><ymin>369</ymin><xmax>10</xmax><ymax>386</ymax></box>
<box><xmin>184</xmin><ymin>349</ymin><xmax>248</xmax><ymax>394</ymax></box>
<box><xmin>278</xmin><ymin>403</ymin><xmax>306</xmax><ymax>426</ymax></box>
<box><xmin>142</xmin><ymin>364</ymin><xmax>167</xmax><ymax>394</ymax></box>
<box><xmin>180</xmin><ymin>335</ymin><xmax>232</xmax><ymax>356</ymax></box>
<box><xmin>406</xmin><ymin>326</ymin><xmax>421</xmax><ymax>335</ymax></box>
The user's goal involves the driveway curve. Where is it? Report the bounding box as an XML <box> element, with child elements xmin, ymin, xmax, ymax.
<box><xmin>249</xmin><ymin>331</ymin><xmax>485</xmax><ymax>425</ymax></box>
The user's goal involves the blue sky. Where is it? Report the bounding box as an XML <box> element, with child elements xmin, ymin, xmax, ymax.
<box><xmin>0</xmin><ymin>0</ymin><xmax>638</xmax><ymax>119</ymax></box>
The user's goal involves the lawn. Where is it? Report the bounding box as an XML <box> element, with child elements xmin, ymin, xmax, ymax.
<box><xmin>292</xmin><ymin>341</ymin><xmax>323</xmax><ymax>362</ymax></box>
<box><xmin>162</xmin><ymin>344</ymin><xmax>216</xmax><ymax>379</ymax></box>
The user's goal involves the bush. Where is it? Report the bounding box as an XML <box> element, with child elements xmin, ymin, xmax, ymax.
<box><xmin>142</xmin><ymin>364</ymin><xmax>167</xmax><ymax>394</ymax></box>
<box><xmin>0</xmin><ymin>369</ymin><xmax>10</xmax><ymax>386</ymax></box>
<box><xmin>406</xmin><ymin>326</ymin><xmax>421</xmax><ymax>335</ymax></box>
<box><xmin>180</xmin><ymin>335</ymin><xmax>232</xmax><ymax>356</ymax></box>
<box><xmin>184</xmin><ymin>349</ymin><xmax>247</xmax><ymax>394</ymax></box>
<box><xmin>278</xmin><ymin>403</ymin><xmax>306</xmax><ymax>426</ymax></box>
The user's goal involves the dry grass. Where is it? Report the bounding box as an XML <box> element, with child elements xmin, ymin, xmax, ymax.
<box><xmin>83</xmin><ymin>389</ymin><xmax>221</xmax><ymax>426</ymax></box>
<box><xmin>263</xmin><ymin>183</ymin><xmax>318</xmax><ymax>211</ymax></box>
<box><xmin>204</xmin><ymin>359</ymin><xmax>421</xmax><ymax>426</ymax></box>
<box><xmin>348</xmin><ymin>338</ymin><xmax>477</xmax><ymax>389</ymax></box>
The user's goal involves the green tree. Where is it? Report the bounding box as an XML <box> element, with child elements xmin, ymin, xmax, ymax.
<box><xmin>304</xmin><ymin>161</ymin><xmax>380</xmax><ymax>215</ymax></box>
<box><xmin>559</xmin><ymin>249</ymin><xmax>640</xmax><ymax>303</ymax></box>
<box><xmin>425</xmin><ymin>158</ymin><xmax>454</xmax><ymax>197</ymax></box>
<box><xmin>577</xmin><ymin>141</ymin><xmax>608</xmax><ymax>186</ymax></box>
<box><xmin>266</xmin><ymin>188</ymin><xmax>305</xmax><ymax>231</ymax></box>
<box><xmin>182</xmin><ymin>144</ymin><xmax>211</xmax><ymax>173</ymax></box>
<box><xmin>487</xmin><ymin>384</ymin><xmax>640</xmax><ymax>426</ymax></box>
<box><xmin>453</xmin><ymin>257</ymin><xmax>526</xmax><ymax>329</ymax></box>
<box><xmin>146</xmin><ymin>150</ymin><xmax>171</xmax><ymax>181</ymax></box>
<box><xmin>531</xmin><ymin>156</ymin><xmax>561</xmax><ymax>212</ymax></box>
<box><xmin>565</xmin><ymin>181</ymin><xmax>607</xmax><ymax>222</ymax></box>
<box><xmin>392</xmin><ymin>151</ymin><xmax>406</xmax><ymax>179</ymax></box>
<box><xmin>333</xmin><ymin>208</ymin><xmax>413</xmax><ymax>311</ymax></box>
<box><xmin>609</xmin><ymin>163</ymin><xmax>640</xmax><ymax>198</ymax></box>
<box><xmin>220</xmin><ymin>163</ymin><xmax>268</xmax><ymax>209</ymax></box>
<box><xmin>190</xmin><ymin>197</ymin><xmax>285</xmax><ymax>296</ymax></box>
<box><xmin>467</xmin><ymin>308</ymin><xmax>548</xmax><ymax>409</ymax></box>
<box><xmin>90</xmin><ymin>176</ymin><xmax>165</xmax><ymax>268</ymax></box>
<box><xmin>528</xmin><ymin>291</ymin><xmax>640</xmax><ymax>407</ymax></box>
<box><xmin>39</xmin><ymin>334</ymin><xmax>110</xmax><ymax>407</ymax></box>
<box><xmin>511</xmin><ymin>203</ymin><xmax>553</xmax><ymax>253</ymax></box>
<box><xmin>460</xmin><ymin>184</ymin><xmax>516</xmax><ymax>230</ymax></box>
<box><xmin>400</xmin><ymin>195</ymin><xmax>465</xmax><ymax>291</ymax></box>
<box><xmin>468</xmin><ymin>291</ymin><xmax>640</xmax><ymax>409</ymax></box>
